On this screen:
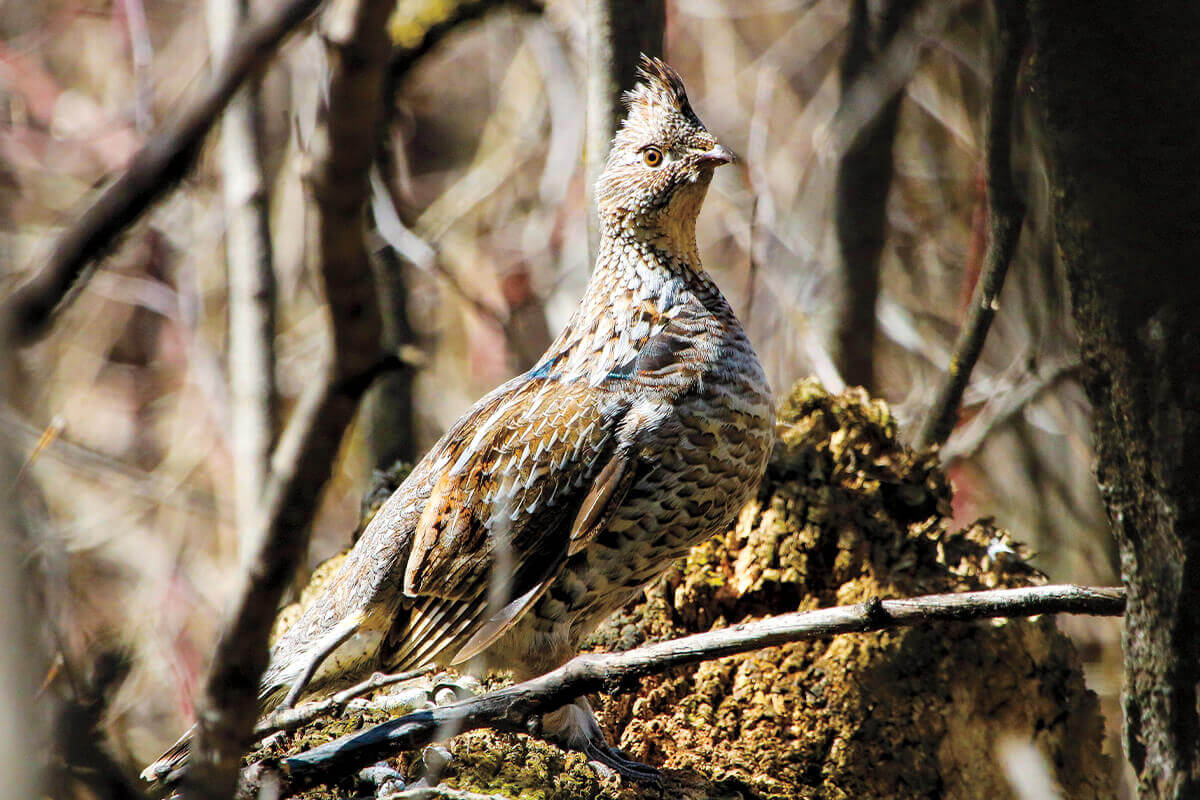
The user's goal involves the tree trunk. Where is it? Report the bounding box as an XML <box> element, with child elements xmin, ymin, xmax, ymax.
<box><xmin>1029</xmin><ymin>3</ymin><xmax>1200</xmax><ymax>796</ymax></box>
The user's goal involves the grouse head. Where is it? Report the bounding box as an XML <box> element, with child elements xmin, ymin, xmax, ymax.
<box><xmin>595</xmin><ymin>56</ymin><xmax>734</xmax><ymax>246</ymax></box>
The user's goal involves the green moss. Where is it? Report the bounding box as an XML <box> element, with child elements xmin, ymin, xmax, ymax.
<box><xmin>443</xmin><ymin>732</ymin><xmax>627</xmax><ymax>800</ymax></box>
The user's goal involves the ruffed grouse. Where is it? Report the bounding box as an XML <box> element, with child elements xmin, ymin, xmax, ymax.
<box><xmin>145</xmin><ymin>55</ymin><xmax>773</xmax><ymax>784</ymax></box>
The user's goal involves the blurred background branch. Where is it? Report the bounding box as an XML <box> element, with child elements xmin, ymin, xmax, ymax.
<box><xmin>584</xmin><ymin>0</ymin><xmax>664</xmax><ymax>254</ymax></box>
<box><xmin>366</xmin><ymin>0</ymin><xmax>546</xmax><ymax>473</ymax></box>
<box><xmin>831</xmin><ymin>0</ymin><xmax>915</xmax><ymax>391</ymax></box>
<box><xmin>0</xmin><ymin>338</ymin><xmax>42</xmax><ymax>800</ymax></box>
<box><xmin>0</xmin><ymin>0</ymin><xmax>324</xmax><ymax>347</ymax></box>
<box><xmin>916</xmin><ymin>0</ymin><xmax>1028</xmax><ymax>451</ymax></box>
<box><xmin>206</xmin><ymin>0</ymin><xmax>279</xmax><ymax>556</ymax></box>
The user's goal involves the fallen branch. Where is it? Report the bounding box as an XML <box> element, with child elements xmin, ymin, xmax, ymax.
<box><xmin>254</xmin><ymin>667</ymin><xmax>435</xmax><ymax>739</ymax></box>
<box><xmin>239</xmin><ymin>583</ymin><xmax>1124</xmax><ymax>797</ymax></box>
<box><xmin>916</xmin><ymin>0</ymin><xmax>1030</xmax><ymax>450</ymax></box>
<box><xmin>0</xmin><ymin>0</ymin><xmax>323</xmax><ymax>346</ymax></box>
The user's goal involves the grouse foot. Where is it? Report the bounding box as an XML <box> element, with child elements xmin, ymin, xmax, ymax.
<box><xmin>541</xmin><ymin>698</ymin><xmax>661</xmax><ymax>784</ymax></box>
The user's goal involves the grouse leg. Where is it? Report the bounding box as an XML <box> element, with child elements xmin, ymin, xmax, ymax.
<box><xmin>277</xmin><ymin>615</ymin><xmax>362</xmax><ymax>709</ymax></box>
<box><xmin>541</xmin><ymin>697</ymin><xmax>661</xmax><ymax>784</ymax></box>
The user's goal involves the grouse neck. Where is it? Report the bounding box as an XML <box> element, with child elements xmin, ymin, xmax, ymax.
<box><xmin>527</xmin><ymin>230</ymin><xmax>729</xmax><ymax>387</ymax></box>
<box><xmin>597</xmin><ymin>215</ymin><xmax>701</xmax><ymax>270</ymax></box>
<box><xmin>590</xmin><ymin>228</ymin><xmax>711</xmax><ymax>301</ymax></box>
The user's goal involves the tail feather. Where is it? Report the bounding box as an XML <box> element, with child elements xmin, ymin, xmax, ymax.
<box><xmin>139</xmin><ymin>724</ymin><xmax>193</xmax><ymax>785</ymax></box>
<box><xmin>141</xmin><ymin>546</ymin><xmax>416</xmax><ymax>785</ymax></box>
<box><xmin>140</xmin><ymin>609</ymin><xmax>394</xmax><ymax>785</ymax></box>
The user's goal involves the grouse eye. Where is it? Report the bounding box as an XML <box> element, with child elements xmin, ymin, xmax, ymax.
<box><xmin>642</xmin><ymin>147</ymin><xmax>664</xmax><ymax>168</ymax></box>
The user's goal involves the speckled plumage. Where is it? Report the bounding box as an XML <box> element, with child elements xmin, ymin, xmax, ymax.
<box><xmin>145</xmin><ymin>56</ymin><xmax>773</xmax><ymax>783</ymax></box>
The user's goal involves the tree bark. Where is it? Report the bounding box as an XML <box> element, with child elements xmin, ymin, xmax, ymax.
<box><xmin>1029</xmin><ymin>3</ymin><xmax>1200</xmax><ymax>796</ymax></box>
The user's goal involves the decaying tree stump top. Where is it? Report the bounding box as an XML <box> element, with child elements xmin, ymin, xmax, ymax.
<box><xmin>263</xmin><ymin>379</ymin><xmax>1111</xmax><ymax>800</ymax></box>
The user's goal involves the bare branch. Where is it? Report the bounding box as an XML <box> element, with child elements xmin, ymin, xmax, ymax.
<box><xmin>49</xmin><ymin>651</ymin><xmax>148</xmax><ymax>800</ymax></box>
<box><xmin>389</xmin><ymin>0</ymin><xmax>543</xmax><ymax>82</ymax></box>
<box><xmin>367</xmin><ymin>0</ymin><xmax>546</xmax><ymax>470</ymax></box>
<box><xmin>207</xmin><ymin>0</ymin><xmax>280</xmax><ymax>556</ymax></box>
<box><xmin>241</xmin><ymin>584</ymin><xmax>1124</xmax><ymax>796</ymax></box>
<box><xmin>820</xmin><ymin>0</ymin><xmax>965</xmax><ymax>162</ymax></box>
<box><xmin>917</xmin><ymin>0</ymin><xmax>1029</xmax><ymax>451</ymax></box>
<box><xmin>366</xmin><ymin>169</ymin><xmax>419</xmax><ymax>468</ymax></box>
<box><xmin>180</xmin><ymin>0</ymin><xmax>395</xmax><ymax>795</ymax></box>
<box><xmin>0</xmin><ymin>0</ymin><xmax>323</xmax><ymax>347</ymax></box>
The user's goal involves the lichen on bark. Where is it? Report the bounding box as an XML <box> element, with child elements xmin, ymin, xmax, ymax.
<box><xmin>263</xmin><ymin>380</ymin><xmax>1111</xmax><ymax>799</ymax></box>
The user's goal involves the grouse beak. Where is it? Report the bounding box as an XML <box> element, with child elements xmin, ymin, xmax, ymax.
<box><xmin>696</xmin><ymin>144</ymin><xmax>735</xmax><ymax>167</ymax></box>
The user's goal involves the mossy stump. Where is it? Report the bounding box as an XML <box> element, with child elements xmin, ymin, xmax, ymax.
<box><xmin>266</xmin><ymin>380</ymin><xmax>1111</xmax><ymax>800</ymax></box>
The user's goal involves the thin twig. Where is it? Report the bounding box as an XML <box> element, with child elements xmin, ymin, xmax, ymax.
<box><xmin>254</xmin><ymin>666</ymin><xmax>436</xmax><ymax>738</ymax></box>
<box><xmin>240</xmin><ymin>583</ymin><xmax>1124</xmax><ymax>796</ymax></box>
<box><xmin>743</xmin><ymin>194</ymin><xmax>760</xmax><ymax>326</ymax></box>
<box><xmin>916</xmin><ymin>0</ymin><xmax>1029</xmax><ymax>451</ymax></box>
<box><xmin>369</xmin><ymin>168</ymin><xmax>508</xmax><ymax>329</ymax></box>
<box><xmin>741</xmin><ymin>66</ymin><xmax>775</xmax><ymax>329</ymax></box>
<box><xmin>0</xmin><ymin>406</ymin><xmax>222</xmax><ymax>520</ymax></box>
<box><xmin>277</xmin><ymin>618</ymin><xmax>363</xmax><ymax>711</ymax></box>
<box><xmin>120</xmin><ymin>0</ymin><xmax>155</xmax><ymax>134</ymax></box>
<box><xmin>0</xmin><ymin>0</ymin><xmax>324</xmax><ymax>346</ymax></box>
